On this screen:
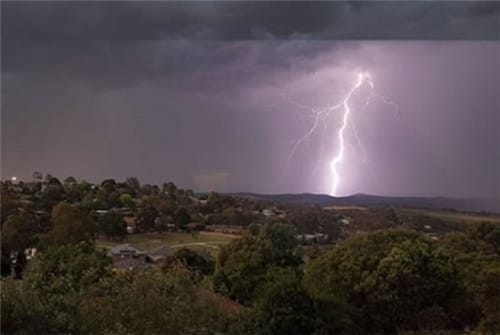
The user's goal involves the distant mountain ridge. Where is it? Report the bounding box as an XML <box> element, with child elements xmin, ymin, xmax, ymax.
<box><xmin>232</xmin><ymin>192</ymin><xmax>500</xmax><ymax>213</ymax></box>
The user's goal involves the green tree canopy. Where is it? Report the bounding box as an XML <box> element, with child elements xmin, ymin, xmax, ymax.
<box><xmin>304</xmin><ymin>230</ymin><xmax>460</xmax><ymax>333</ymax></box>
<box><xmin>249</xmin><ymin>267</ymin><xmax>315</xmax><ymax>335</ymax></box>
<box><xmin>44</xmin><ymin>202</ymin><xmax>96</xmax><ymax>246</ymax></box>
<box><xmin>174</xmin><ymin>207</ymin><xmax>191</xmax><ymax>229</ymax></box>
<box><xmin>163</xmin><ymin>248</ymin><xmax>214</xmax><ymax>276</ymax></box>
<box><xmin>1</xmin><ymin>242</ymin><xmax>111</xmax><ymax>333</ymax></box>
<box><xmin>119</xmin><ymin>192</ymin><xmax>134</xmax><ymax>208</ymax></box>
<box><xmin>213</xmin><ymin>223</ymin><xmax>302</xmax><ymax>304</ymax></box>
<box><xmin>97</xmin><ymin>212</ymin><xmax>126</xmax><ymax>240</ymax></box>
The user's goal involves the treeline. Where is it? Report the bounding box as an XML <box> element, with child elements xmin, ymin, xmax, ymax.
<box><xmin>1</xmin><ymin>174</ymin><xmax>500</xmax><ymax>334</ymax></box>
<box><xmin>2</xmin><ymin>222</ymin><xmax>500</xmax><ymax>334</ymax></box>
<box><xmin>1</xmin><ymin>175</ymin><xmax>340</xmax><ymax>277</ymax></box>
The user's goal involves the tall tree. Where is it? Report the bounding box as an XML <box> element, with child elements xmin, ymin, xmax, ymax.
<box><xmin>44</xmin><ymin>202</ymin><xmax>96</xmax><ymax>245</ymax></box>
<box><xmin>136</xmin><ymin>198</ymin><xmax>159</xmax><ymax>232</ymax></box>
<box><xmin>97</xmin><ymin>213</ymin><xmax>126</xmax><ymax>240</ymax></box>
<box><xmin>213</xmin><ymin>223</ymin><xmax>302</xmax><ymax>304</ymax></box>
<box><xmin>1</xmin><ymin>215</ymin><xmax>38</xmax><ymax>277</ymax></box>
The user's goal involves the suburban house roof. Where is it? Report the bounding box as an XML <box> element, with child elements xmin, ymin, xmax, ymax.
<box><xmin>147</xmin><ymin>245</ymin><xmax>175</xmax><ymax>257</ymax></box>
<box><xmin>123</xmin><ymin>216</ymin><xmax>137</xmax><ymax>226</ymax></box>
<box><xmin>110</xmin><ymin>244</ymin><xmax>142</xmax><ymax>255</ymax></box>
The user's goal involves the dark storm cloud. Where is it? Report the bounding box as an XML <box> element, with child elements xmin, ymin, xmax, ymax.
<box><xmin>1</xmin><ymin>2</ymin><xmax>499</xmax><ymax>198</ymax></box>
<box><xmin>2</xmin><ymin>39</ymin><xmax>347</xmax><ymax>91</ymax></box>
<box><xmin>2</xmin><ymin>1</ymin><xmax>498</xmax><ymax>90</ymax></box>
<box><xmin>3</xmin><ymin>1</ymin><xmax>500</xmax><ymax>41</ymax></box>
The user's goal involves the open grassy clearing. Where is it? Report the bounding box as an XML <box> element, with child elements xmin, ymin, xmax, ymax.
<box><xmin>324</xmin><ymin>205</ymin><xmax>368</xmax><ymax>211</ymax></box>
<box><xmin>397</xmin><ymin>208</ymin><xmax>500</xmax><ymax>224</ymax></box>
<box><xmin>97</xmin><ymin>231</ymin><xmax>240</xmax><ymax>252</ymax></box>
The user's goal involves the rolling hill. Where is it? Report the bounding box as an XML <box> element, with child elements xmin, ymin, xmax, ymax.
<box><xmin>233</xmin><ymin>192</ymin><xmax>500</xmax><ymax>213</ymax></box>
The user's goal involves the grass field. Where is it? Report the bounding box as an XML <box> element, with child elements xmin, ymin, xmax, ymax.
<box><xmin>324</xmin><ymin>205</ymin><xmax>368</xmax><ymax>211</ymax></box>
<box><xmin>97</xmin><ymin>231</ymin><xmax>240</xmax><ymax>256</ymax></box>
<box><xmin>397</xmin><ymin>208</ymin><xmax>500</xmax><ymax>225</ymax></box>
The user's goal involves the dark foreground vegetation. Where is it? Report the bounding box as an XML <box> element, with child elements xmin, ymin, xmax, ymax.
<box><xmin>1</xmin><ymin>174</ymin><xmax>499</xmax><ymax>334</ymax></box>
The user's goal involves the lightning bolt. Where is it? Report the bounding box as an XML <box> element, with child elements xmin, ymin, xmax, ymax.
<box><xmin>281</xmin><ymin>71</ymin><xmax>398</xmax><ymax>196</ymax></box>
<box><xmin>329</xmin><ymin>72</ymin><xmax>373</xmax><ymax>195</ymax></box>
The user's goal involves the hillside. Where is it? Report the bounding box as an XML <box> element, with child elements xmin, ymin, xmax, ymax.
<box><xmin>233</xmin><ymin>192</ymin><xmax>500</xmax><ymax>213</ymax></box>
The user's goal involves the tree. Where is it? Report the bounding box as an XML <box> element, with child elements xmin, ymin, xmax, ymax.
<box><xmin>474</xmin><ymin>266</ymin><xmax>500</xmax><ymax>334</ymax></box>
<box><xmin>162</xmin><ymin>181</ymin><xmax>177</xmax><ymax>199</ymax></box>
<box><xmin>32</xmin><ymin>171</ymin><xmax>43</xmax><ymax>182</ymax></box>
<box><xmin>119</xmin><ymin>193</ymin><xmax>134</xmax><ymax>208</ymax></box>
<box><xmin>163</xmin><ymin>248</ymin><xmax>214</xmax><ymax>275</ymax></box>
<box><xmin>77</xmin><ymin>179</ymin><xmax>92</xmax><ymax>193</ymax></box>
<box><xmin>257</xmin><ymin>223</ymin><xmax>301</xmax><ymax>267</ymax></box>
<box><xmin>174</xmin><ymin>207</ymin><xmax>191</xmax><ymax>229</ymax></box>
<box><xmin>63</xmin><ymin>176</ymin><xmax>82</xmax><ymax>203</ymax></box>
<box><xmin>63</xmin><ymin>176</ymin><xmax>77</xmax><ymax>185</ymax></box>
<box><xmin>97</xmin><ymin>213</ymin><xmax>126</xmax><ymax>240</ymax></box>
<box><xmin>40</xmin><ymin>178</ymin><xmax>65</xmax><ymax>210</ymax></box>
<box><xmin>126</xmin><ymin>177</ymin><xmax>140</xmax><ymax>195</ymax></box>
<box><xmin>44</xmin><ymin>202</ymin><xmax>96</xmax><ymax>245</ymax></box>
<box><xmin>77</xmin><ymin>269</ymin><xmax>233</xmax><ymax>335</ymax></box>
<box><xmin>213</xmin><ymin>223</ymin><xmax>302</xmax><ymax>304</ymax></box>
<box><xmin>1</xmin><ymin>243</ymin><xmax>111</xmax><ymax>334</ymax></box>
<box><xmin>303</xmin><ymin>230</ymin><xmax>460</xmax><ymax>333</ymax></box>
<box><xmin>0</xmin><ymin>183</ymin><xmax>18</xmax><ymax>225</ymax></box>
<box><xmin>136</xmin><ymin>198</ymin><xmax>159</xmax><ymax>232</ymax></box>
<box><xmin>249</xmin><ymin>267</ymin><xmax>315</xmax><ymax>335</ymax></box>
<box><xmin>100</xmin><ymin>178</ymin><xmax>117</xmax><ymax>193</ymax></box>
<box><xmin>472</xmin><ymin>222</ymin><xmax>500</xmax><ymax>254</ymax></box>
<box><xmin>1</xmin><ymin>215</ymin><xmax>38</xmax><ymax>277</ymax></box>
<box><xmin>441</xmin><ymin>230</ymin><xmax>500</xmax><ymax>331</ymax></box>
<box><xmin>96</xmin><ymin>179</ymin><xmax>121</xmax><ymax>208</ymax></box>
<box><xmin>81</xmin><ymin>193</ymin><xmax>105</xmax><ymax>211</ymax></box>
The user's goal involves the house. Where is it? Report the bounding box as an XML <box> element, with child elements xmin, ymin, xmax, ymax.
<box><xmin>109</xmin><ymin>244</ymin><xmax>153</xmax><ymax>271</ymax></box>
<box><xmin>97</xmin><ymin>208</ymin><xmax>132</xmax><ymax>216</ymax></box>
<box><xmin>109</xmin><ymin>244</ymin><xmax>147</xmax><ymax>262</ymax></box>
<box><xmin>262</xmin><ymin>207</ymin><xmax>286</xmax><ymax>218</ymax></box>
<box><xmin>147</xmin><ymin>244</ymin><xmax>175</xmax><ymax>263</ymax></box>
<box><xmin>297</xmin><ymin>233</ymin><xmax>329</xmax><ymax>243</ymax></box>
<box><xmin>341</xmin><ymin>218</ymin><xmax>350</xmax><ymax>225</ymax></box>
<box><xmin>205</xmin><ymin>224</ymin><xmax>245</xmax><ymax>235</ymax></box>
<box><xmin>262</xmin><ymin>209</ymin><xmax>273</xmax><ymax>217</ymax></box>
<box><xmin>123</xmin><ymin>216</ymin><xmax>137</xmax><ymax>233</ymax></box>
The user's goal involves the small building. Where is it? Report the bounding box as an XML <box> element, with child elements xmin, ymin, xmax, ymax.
<box><xmin>123</xmin><ymin>216</ymin><xmax>137</xmax><ymax>234</ymax></box>
<box><xmin>205</xmin><ymin>224</ymin><xmax>245</xmax><ymax>235</ymax></box>
<box><xmin>262</xmin><ymin>209</ymin><xmax>273</xmax><ymax>217</ymax></box>
<box><xmin>147</xmin><ymin>245</ymin><xmax>175</xmax><ymax>263</ymax></box>
<box><xmin>341</xmin><ymin>218</ymin><xmax>350</xmax><ymax>225</ymax></box>
<box><xmin>109</xmin><ymin>244</ymin><xmax>153</xmax><ymax>271</ymax></box>
<box><xmin>297</xmin><ymin>233</ymin><xmax>329</xmax><ymax>243</ymax></box>
<box><xmin>109</xmin><ymin>244</ymin><xmax>147</xmax><ymax>262</ymax></box>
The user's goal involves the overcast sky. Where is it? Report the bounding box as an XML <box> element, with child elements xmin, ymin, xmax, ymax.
<box><xmin>2</xmin><ymin>1</ymin><xmax>499</xmax><ymax>198</ymax></box>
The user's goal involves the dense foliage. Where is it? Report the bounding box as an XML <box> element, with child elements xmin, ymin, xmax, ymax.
<box><xmin>1</xmin><ymin>175</ymin><xmax>499</xmax><ymax>334</ymax></box>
